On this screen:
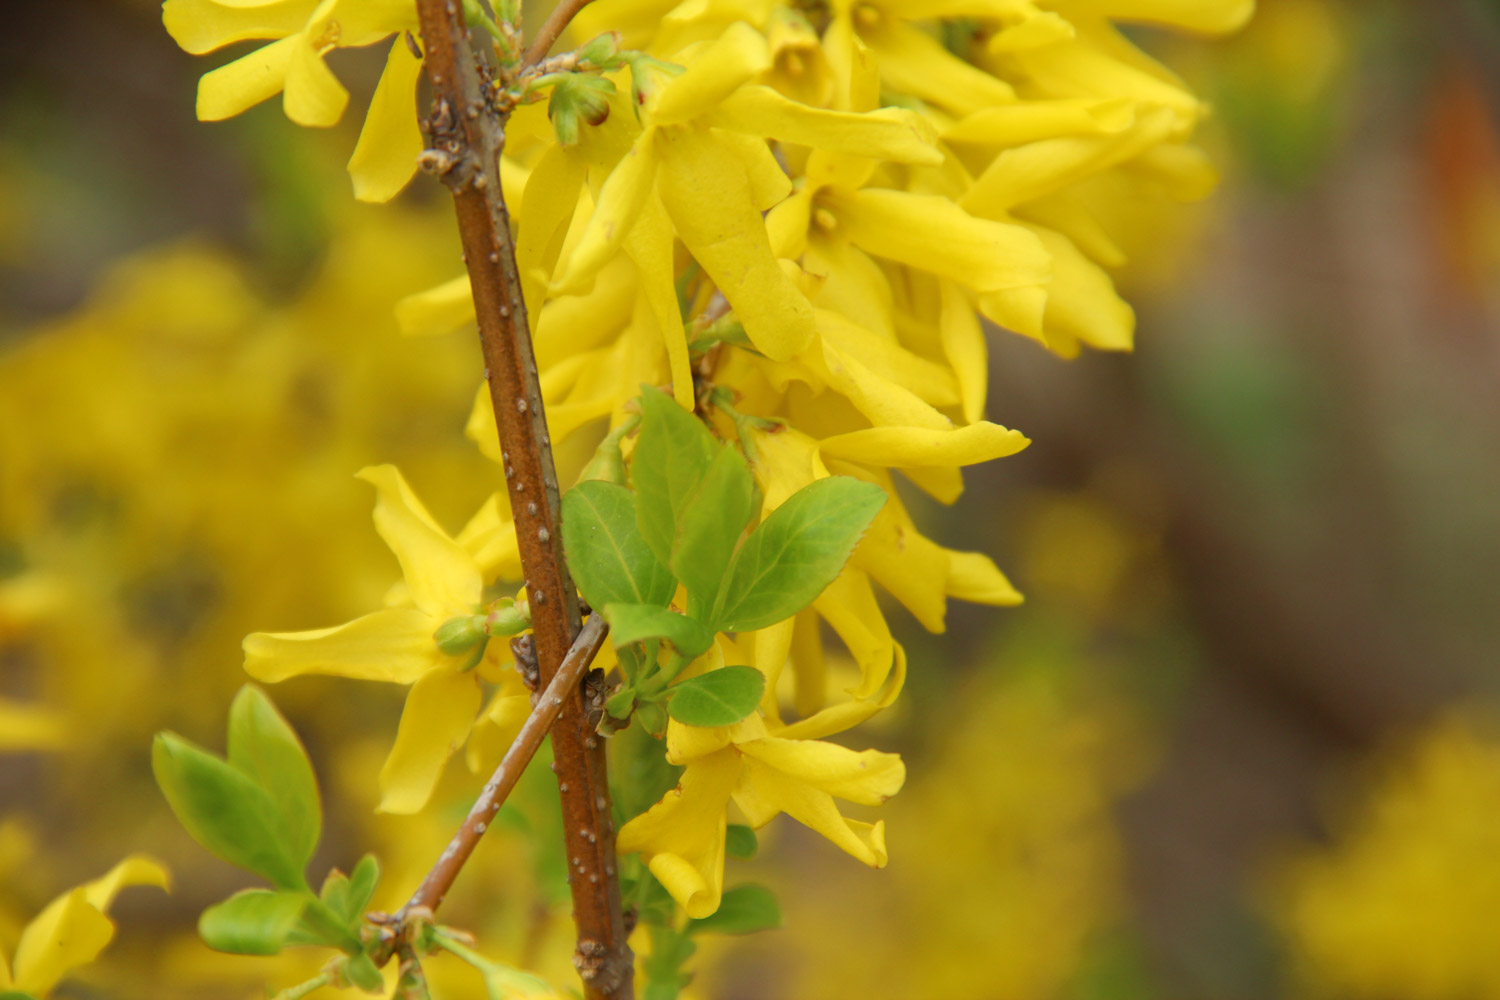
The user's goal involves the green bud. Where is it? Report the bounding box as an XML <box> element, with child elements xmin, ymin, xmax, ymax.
<box><xmin>433</xmin><ymin>615</ymin><xmax>487</xmax><ymax>655</ymax></box>
<box><xmin>576</xmin><ymin>31</ymin><xmax>623</xmax><ymax>70</ymax></box>
<box><xmin>579</xmin><ymin>412</ymin><xmax>640</xmax><ymax>485</ymax></box>
<box><xmin>548</xmin><ymin>73</ymin><xmax>615</xmax><ymax>146</ymax></box>
<box><xmin>636</xmin><ymin>699</ymin><xmax>668</xmax><ymax>738</ymax></box>
<box><xmin>605</xmin><ymin>685</ymin><xmax>636</xmax><ymax>720</ymax></box>
<box><xmin>483</xmin><ymin>599</ymin><xmax>530</xmax><ymax>637</ymax></box>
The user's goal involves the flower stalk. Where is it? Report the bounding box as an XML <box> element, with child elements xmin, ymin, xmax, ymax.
<box><xmin>411</xmin><ymin>0</ymin><xmax>632</xmax><ymax>994</ymax></box>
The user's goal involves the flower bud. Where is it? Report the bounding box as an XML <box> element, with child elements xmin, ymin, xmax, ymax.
<box><xmin>484</xmin><ymin>599</ymin><xmax>531</xmax><ymax>637</ymax></box>
<box><xmin>434</xmin><ymin>615</ymin><xmax>488</xmax><ymax>655</ymax></box>
<box><xmin>576</xmin><ymin>31</ymin><xmax>622</xmax><ymax>70</ymax></box>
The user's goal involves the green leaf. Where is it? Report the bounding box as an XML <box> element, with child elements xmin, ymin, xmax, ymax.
<box><xmin>633</xmin><ymin>386</ymin><xmax>718</xmax><ymax>568</ymax></box>
<box><xmin>226</xmin><ymin>685</ymin><xmax>321</xmax><ymax>871</ymax></box>
<box><xmin>198</xmin><ymin>889</ymin><xmax>309</xmax><ymax>955</ymax></box>
<box><xmin>725</xmin><ymin>824</ymin><xmax>757</xmax><ymax>860</ymax></box>
<box><xmin>319</xmin><ymin>854</ymin><xmax>380</xmax><ymax>926</ymax></box>
<box><xmin>666</xmin><ymin>666</ymin><xmax>765</xmax><ymax>727</ymax></box>
<box><xmin>343</xmin><ymin>952</ymin><xmax>385</xmax><ymax>992</ymax></box>
<box><xmin>671</xmin><ymin>446</ymin><xmax>756</xmax><ymax>610</ymax></box>
<box><xmin>687</xmin><ymin>884</ymin><xmax>782</xmax><ymax>936</ymax></box>
<box><xmin>711</xmin><ymin>477</ymin><xmax>886</xmax><ymax>632</ymax></box>
<box><xmin>603</xmin><ymin>603</ymin><xmax>714</xmax><ymax>659</ymax></box>
<box><xmin>642</xmin><ymin>924</ymin><xmax>696</xmax><ymax>1000</ymax></box>
<box><xmin>562</xmin><ymin>480</ymin><xmax>676</xmax><ymax>610</ymax></box>
<box><xmin>153</xmin><ymin>733</ymin><xmax>307</xmax><ymax>890</ymax></box>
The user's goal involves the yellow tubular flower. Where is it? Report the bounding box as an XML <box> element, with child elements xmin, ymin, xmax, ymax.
<box><xmin>0</xmin><ymin>856</ymin><xmax>168</xmax><ymax>998</ymax></box>
<box><xmin>163</xmin><ymin>0</ymin><xmax>422</xmax><ymax>200</ymax></box>
<box><xmin>243</xmin><ymin>465</ymin><xmax>519</xmax><ymax>814</ymax></box>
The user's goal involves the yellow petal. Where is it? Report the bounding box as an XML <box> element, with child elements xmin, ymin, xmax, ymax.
<box><xmin>946</xmin><ymin>550</ymin><xmax>1023</xmax><ymax>605</ymax></box>
<box><xmin>657</xmin><ymin>126</ymin><xmax>815</xmax><ymax>360</ymax></box>
<box><xmin>377</xmin><ymin>667</ymin><xmax>483</xmax><ymax>814</ymax></box>
<box><xmin>826</xmin><ymin>187</ymin><xmax>1051</xmax><ymax>293</ymax></box>
<box><xmin>517</xmin><ymin>144</ymin><xmax>587</xmax><ymax>317</ymax></box>
<box><xmin>243</xmin><ymin>607</ymin><xmax>440</xmax><ymax>684</ymax></box>
<box><xmin>848</xmin><ymin>483</ymin><xmax>950</xmax><ymax>631</ymax></box>
<box><xmin>195</xmin><ymin>34</ymin><xmax>297</xmax><ymax>121</ymax></box>
<box><xmin>1</xmin><ymin>950</ymin><xmax>9</xmax><ymax>988</ymax></box>
<box><xmin>551</xmin><ymin>132</ymin><xmax>658</xmax><ymax>296</ymax></box>
<box><xmin>709</xmin><ymin>130</ymin><xmax>792</xmax><ymax>211</ymax></box>
<box><xmin>765</xmin><ymin>186</ymin><xmax>813</xmax><ymax>259</ymax></box>
<box><xmin>821</xmin><ymin>420</ymin><xmax>1031</xmax><ymax>468</ymax></box>
<box><xmin>776</xmin><ymin>641</ymin><xmax>906</xmax><ymax>741</ymax></box>
<box><xmin>938</xmin><ymin>281</ymin><xmax>987</xmax><ymax>423</ymax></box>
<box><xmin>282</xmin><ymin>28</ymin><xmax>348</xmax><ymax>127</ymax></box>
<box><xmin>815</xmin><ymin>340</ymin><xmax>951</xmax><ymax>431</ymax></box>
<box><xmin>868</xmin><ymin>20</ymin><xmax>1014</xmax><ymax>115</ymax></box>
<box><xmin>623</xmin><ymin>196</ymin><xmax>697</xmax><ymax>409</ymax></box>
<box><xmin>395</xmin><ymin>274</ymin><xmax>475</xmax><ymax>336</ymax></box>
<box><xmin>1031</xmin><ymin>223</ymin><xmax>1135</xmax><ymax>354</ymax></box>
<box><xmin>164</xmin><ymin>0</ymin><xmax>318</xmax><ymax>55</ymax></box>
<box><xmin>812</xmin><ymin>570</ymin><xmax>894</xmax><ymax>699</ymax></box>
<box><xmin>357</xmin><ymin>465</ymin><xmax>482</xmax><ymax>617</ymax></box>
<box><xmin>964</xmin><ymin>107</ymin><xmax>1178</xmax><ymax>216</ymax></box>
<box><xmin>708</xmin><ymin>85</ymin><xmax>941</xmax><ymax>165</ymax></box>
<box><xmin>649</xmin><ymin>21</ymin><xmax>771</xmax><ymax>125</ymax></box>
<box><xmin>617</xmin><ymin>750</ymin><xmax>740</xmax><ymax>918</ymax></box>
<box><xmin>987</xmin><ymin>7</ymin><xmax>1076</xmax><ymax>51</ymax></box>
<box><xmin>82</xmin><ymin>855</ymin><xmax>171</xmax><ymax>912</ymax></box>
<box><xmin>817</xmin><ymin>308</ymin><xmax>962</xmax><ymax>410</ymax></box>
<box><xmin>737</xmin><ymin>736</ymin><xmax>904</xmax><ymax>805</ymax></box>
<box><xmin>803</xmin><ymin>235</ymin><xmax>894</xmax><ymax>338</ymax></box>
<box><xmin>348</xmin><ymin>37</ymin><xmax>423</xmax><ymax>202</ymax></box>
<box><xmin>11</xmin><ymin>889</ymin><xmax>114</xmax><ymax>995</ymax></box>
<box><xmin>456</xmin><ymin>494</ymin><xmax>523</xmax><ymax>582</ymax></box>
<box><xmin>942</xmin><ymin>97</ymin><xmax>1135</xmax><ymax>147</ymax></box>
<box><xmin>734</xmin><ymin>756</ymin><xmax>890</xmax><ymax>866</ymax></box>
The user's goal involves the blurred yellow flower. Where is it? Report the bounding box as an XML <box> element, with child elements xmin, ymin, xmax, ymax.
<box><xmin>243</xmin><ymin>465</ymin><xmax>523</xmax><ymax>815</ymax></box>
<box><xmin>0</xmin><ymin>856</ymin><xmax>168</xmax><ymax>998</ymax></box>
<box><xmin>163</xmin><ymin>0</ymin><xmax>424</xmax><ymax>200</ymax></box>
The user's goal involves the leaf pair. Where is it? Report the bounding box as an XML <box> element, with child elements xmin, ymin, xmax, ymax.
<box><xmin>153</xmin><ymin>686</ymin><xmax>381</xmax><ymax>959</ymax></box>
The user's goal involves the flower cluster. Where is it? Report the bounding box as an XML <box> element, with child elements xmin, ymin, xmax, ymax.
<box><xmin>164</xmin><ymin>0</ymin><xmax>1247</xmax><ymax>950</ymax></box>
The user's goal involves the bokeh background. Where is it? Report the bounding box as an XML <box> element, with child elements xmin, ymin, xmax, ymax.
<box><xmin>4</xmin><ymin>1</ymin><xmax>1500</xmax><ymax>997</ymax></box>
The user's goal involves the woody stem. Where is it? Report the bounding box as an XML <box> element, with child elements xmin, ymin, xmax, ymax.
<box><xmin>410</xmin><ymin>2</ymin><xmax>633</xmax><ymax>996</ymax></box>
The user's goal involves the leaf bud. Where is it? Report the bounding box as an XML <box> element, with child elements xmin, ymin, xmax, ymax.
<box><xmin>576</xmin><ymin>31</ymin><xmax>623</xmax><ymax>70</ymax></box>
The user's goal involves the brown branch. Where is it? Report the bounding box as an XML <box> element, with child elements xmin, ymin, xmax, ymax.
<box><xmin>412</xmin><ymin>2</ymin><xmax>633</xmax><ymax>996</ymax></box>
<box><xmin>401</xmin><ymin>615</ymin><xmax>609</xmax><ymax>915</ymax></box>
<box><xmin>523</xmin><ymin>0</ymin><xmax>595</xmax><ymax>66</ymax></box>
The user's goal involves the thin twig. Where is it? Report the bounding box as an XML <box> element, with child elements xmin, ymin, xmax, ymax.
<box><xmin>401</xmin><ymin>615</ymin><xmax>608</xmax><ymax>914</ymax></box>
<box><xmin>523</xmin><ymin>0</ymin><xmax>595</xmax><ymax>66</ymax></box>
<box><xmin>412</xmin><ymin>2</ymin><xmax>632</xmax><ymax>995</ymax></box>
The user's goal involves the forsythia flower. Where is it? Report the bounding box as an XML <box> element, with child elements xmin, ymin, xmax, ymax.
<box><xmin>618</xmin><ymin>642</ymin><xmax>906</xmax><ymax>917</ymax></box>
<box><xmin>163</xmin><ymin>0</ymin><xmax>425</xmax><ymax>201</ymax></box>
<box><xmin>243</xmin><ymin>465</ymin><xmax>529</xmax><ymax>814</ymax></box>
<box><xmin>0</xmin><ymin>856</ymin><xmax>168</xmax><ymax>998</ymax></box>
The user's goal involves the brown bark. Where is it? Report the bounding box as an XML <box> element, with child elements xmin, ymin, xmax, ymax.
<box><xmin>410</xmin><ymin>3</ymin><xmax>633</xmax><ymax>995</ymax></box>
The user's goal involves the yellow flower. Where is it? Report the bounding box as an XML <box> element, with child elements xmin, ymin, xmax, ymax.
<box><xmin>618</xmin><ymin>642</ymin><xmax>905</xmax><ymax>917</ymax></box>
<box><xmin>163</xmin><ymin>0</ymin><xmax>424</xmax><ymax>201</ymax></box>
<box><xmin>0</xmin><ymin>856</ymin><xmax>168</xmax><ymax>997</ymax></box>
<box><xmin>243</xmin><ymin>464</ymin><xmax>525</xmax><ymax>814</ymax></box>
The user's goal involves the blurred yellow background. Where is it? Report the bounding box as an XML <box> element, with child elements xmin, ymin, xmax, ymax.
<box><xmin>3</xmin><ymin>1</ymin><xmax>1500</xmax><ymax>997</ymax></box>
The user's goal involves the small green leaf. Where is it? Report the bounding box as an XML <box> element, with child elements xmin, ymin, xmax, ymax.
<box><xmin>666</xmin><ymin>666</ymin><xmax>765</xmax><ymax>727</ymax></box>
<box><xmin>671</xmin><ymin>446</ymin><xmax>756</xmax><ymax>610</ymax></box>
<box><xmin>711</xmin><ymin>477</ymin><xmax>886</xmax><ymax>632</ymax></box>
<box><xmin>198</xmin><ymin>889</ymin><xmax>309</xmax><ymax>955</ymax></box>
<box><xmin>226</xmin><ymin>685</ymin><xmax>321</xmax><ymax>871</ymax></box>
<box><xmin>343</xmin><ymin>952</ymin><xmax>385</xmax><ymax>992</ymax></box>
<box><xmin>320</xmin><ymin>854</ymin><xmax>380</xmax><ymax>926</ymax></box>
<box><xmin>633</xmin><ymin>387</ymin><xmax>718</xmax><ymax>568</ymax></box>
<box><xmin>153</xmin><ymin>733</ymin><xmax>307</xmax><ymax>890</ymax></box>
<box><xmin>603</xmin><ymin>603</ymin><xmax>714</xmax><ymax>659</ymax></box>
<box><xmin>562</xmin><ymin>480</ymin><xmax>677</xmax><ymax>610</ymax></box>
<box><xmin>345</xmin><ymin>854</ymin><xmax>381</xmax><ymax>920</ymax></box>
<box><xmin>687</xmin><ymin>884</ymin><xmax>782</xmax><ymax>936</ymax></box>
<box><xmin>605</xmin><ymin>685</ymin><xmax>637</xmax><ymax>721</ymax></box>
<box><xmin>725</xmin><ymin>824</ymin><xmax>757</xmax><ymax>860</ymax></box>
